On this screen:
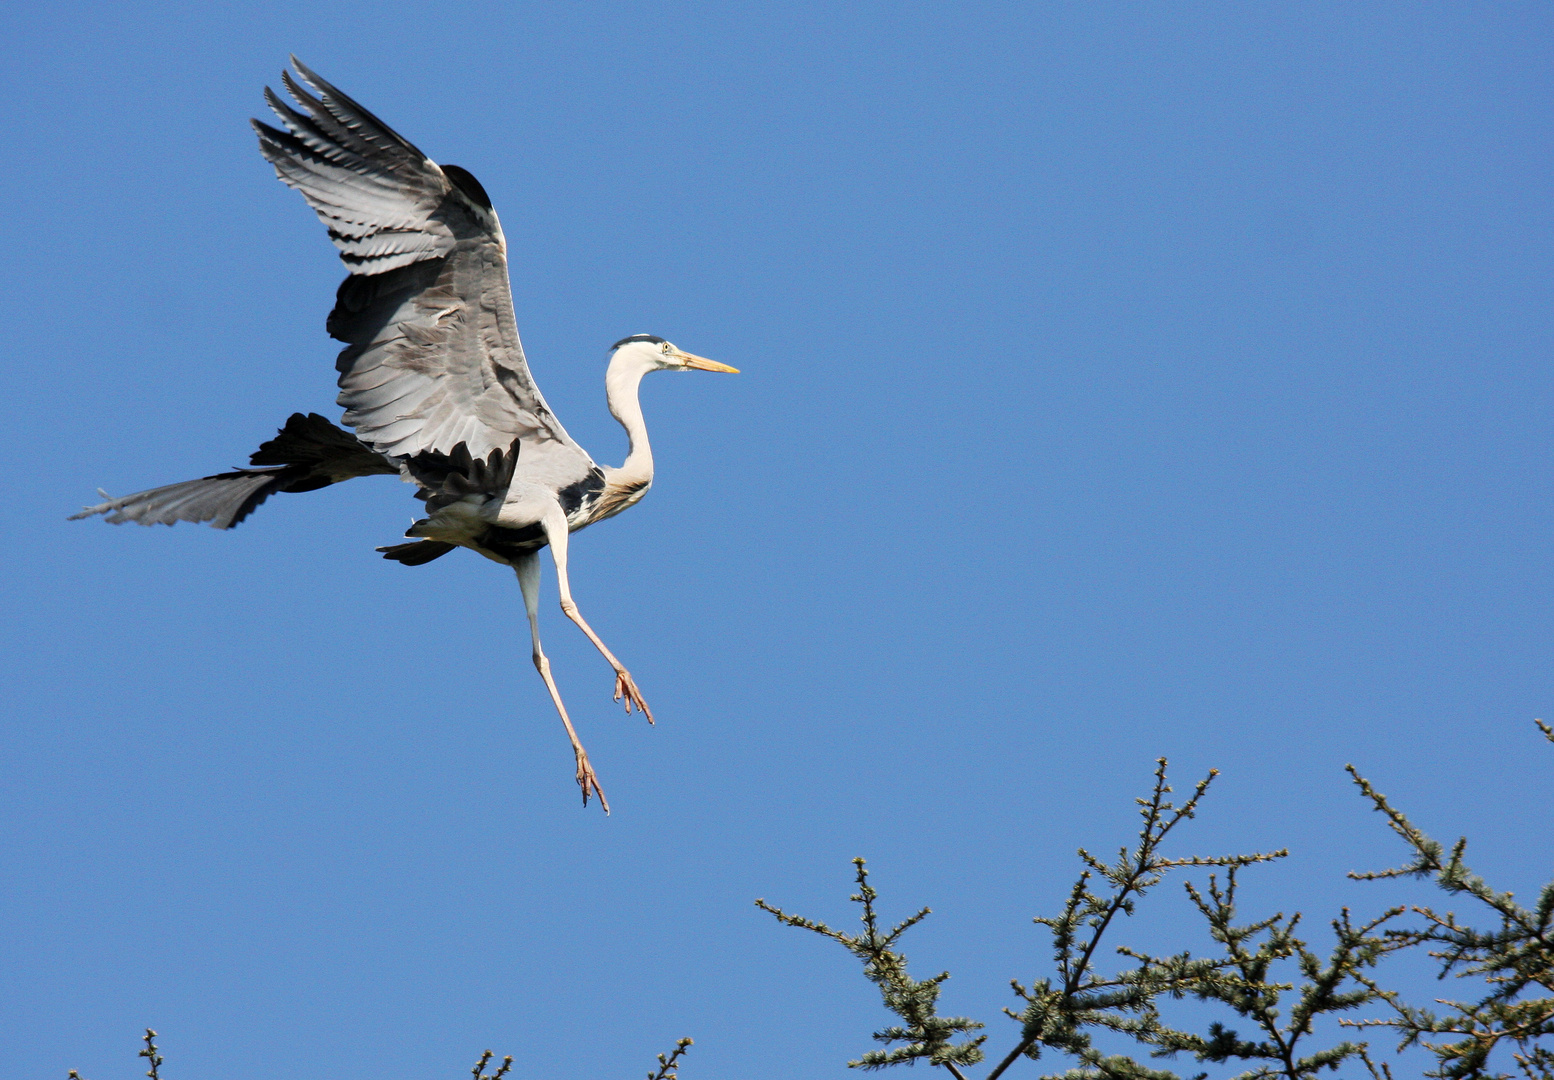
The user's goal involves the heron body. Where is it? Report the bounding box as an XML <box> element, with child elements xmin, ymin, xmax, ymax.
<box><xmin>71</xmin><ymin>60</ymin><xmax>738</xmax><ymax>812</ymax></box>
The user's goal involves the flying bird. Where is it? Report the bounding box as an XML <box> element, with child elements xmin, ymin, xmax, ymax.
<box><xmin>71</xmin><ymin>59</ymin><xmax>739</xmax><ymax>812</ymax></box>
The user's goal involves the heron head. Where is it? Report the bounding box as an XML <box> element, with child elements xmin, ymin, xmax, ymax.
<box><xmin>609</xmin><ymin>334</ymin><xmax>739</xmax><ymax>374</ymax></box>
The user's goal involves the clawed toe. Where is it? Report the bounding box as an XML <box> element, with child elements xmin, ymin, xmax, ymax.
<box><xmin>612</xmin><ymin>670</ymin><xmax>654</xmax><ymax>724</ymax></box>
<box><xmin>574</xmin><ymin>750</ymin><xmax>610</xmax><ymax>814</ymax></box>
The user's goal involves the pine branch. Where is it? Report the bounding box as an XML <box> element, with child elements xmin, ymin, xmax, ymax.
<box><xmin>1344</xmin><ymin>726</ymin><xmax>1554</xmax><ymax>1079</ymax></box>
<box><xmin>1136</xmin><ymin>869</ymin><xmax>1398</xmax><ymax>1078</ymax></box>
<box><xmin>139</xmin><ymin>1031</ymin><xmax>162</xmax><ymax>1080</ymax></box>
<box><xmin>470</xmin><ymin>1050</ymin><xmax>514</xmax><ymax>1080</ymax></box>
<box><xmin>757</xmin><ymin>858</ymin><xmax>987</xmax><ymax>1073</ymax></box>
<box><xmin>759</xmin><ymin>758</ymin><xmax>1428</xmax><ymax>1079</ymax></box>
<box><xmin>996</xmin><ymin>760</ymin><xmax>1287</xmax><ymax>1080</ymax></box>
<box><xmin>648</xmin><ymin>1037</ymin><xmax>694</xmax><ymax>1080</ymax></box>
<box><xmin>760</xmin><ymin>760</ymin><xmax>1388</xmax><ymax>1079</ymax></box>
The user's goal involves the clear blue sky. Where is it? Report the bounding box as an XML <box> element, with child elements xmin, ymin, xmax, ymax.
<box><xmin>3</xmin><ymin>3</ymin><xmax>1551</xmax><ymax>1077</ymax></box>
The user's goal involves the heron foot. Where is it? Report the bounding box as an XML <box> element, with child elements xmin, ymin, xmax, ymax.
<box><xmin>575</xmin><ymin>747</ymin><xmax>610</xmax><ymax>814</ymax></box>
<box><xmin>613</xmin><ymin>669</ymin><xmax>654</xmax><ymax>724</ymax></box>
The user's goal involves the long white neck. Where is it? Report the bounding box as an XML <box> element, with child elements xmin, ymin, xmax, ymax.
<box><xmin>604</xmin><ymin>350</ymin><xmax>655</xmax><ymax>486</ymax></box>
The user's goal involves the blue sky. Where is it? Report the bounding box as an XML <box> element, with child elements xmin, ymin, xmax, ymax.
<box><xmin>3</xmin><ymin>3</ymin><xmax>1551</xmax><ymax>1077</ymax></box>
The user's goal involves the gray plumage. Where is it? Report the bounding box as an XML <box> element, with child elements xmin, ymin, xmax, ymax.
<box><xmin>254</xmin><ymin>57</ymin><xmax>595</xmax><ymax>497</ymax></box>
<box><xmin>70</xmin><ymin>412</ymin><xmax>395</xmax><ymax>529</ymax></box>
<box><xmin>72</xmin><ymin>60</ymin><xmax>741</xmax><ymax>812</ymax></box>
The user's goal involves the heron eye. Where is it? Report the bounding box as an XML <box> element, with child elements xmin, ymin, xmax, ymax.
<box><xmin>661</xmin><ymin>343</ymin><xmax>672</xmax><ymax>354</ymax></box>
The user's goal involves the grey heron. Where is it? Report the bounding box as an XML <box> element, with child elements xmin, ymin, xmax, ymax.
<box><xmin>71</xmin><ymin>59</ymin><xmax>739</xmax><ymax>812</ymax></box>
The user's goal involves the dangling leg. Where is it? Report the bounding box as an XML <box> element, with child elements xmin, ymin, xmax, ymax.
<box><xmin>533</xmin><ymin>502</ymin><xmax>655</xmax><ymax>724</ymax></box>
<box><xmin>514</xmin><ymin>551</ymin><xmax>608</xmax><ymax>813</ymax></box>
<box><xmin>500</xmin><ymin>483</ymin><xmax>654</xmax><ymax>723</ymax></box>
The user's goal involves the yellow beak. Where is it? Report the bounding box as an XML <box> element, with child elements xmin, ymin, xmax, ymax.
<box><xmin>673</xmin><ymin>350</ymin><xmax>740</xmax><ymax>374</ymax></box>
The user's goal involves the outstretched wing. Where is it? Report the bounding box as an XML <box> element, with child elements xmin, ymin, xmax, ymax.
<box><xmin>69</xmin><ymin>413</ymin><xmax>397</xmax><ymax>530</ymax></box>
<box><xmin>253</xmin><ymin>58</ymin><xmax>593</xmax><ymax>483</ymax></box>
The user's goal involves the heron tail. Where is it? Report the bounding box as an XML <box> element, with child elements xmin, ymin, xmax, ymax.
<box><xmin>375</xmin><ymin>540</ymin><xmax>456</xmax><ymax>565</ymax></box>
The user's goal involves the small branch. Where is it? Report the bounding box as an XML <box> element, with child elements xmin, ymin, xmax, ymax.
<box><xmin>758</xmin><ymin>860</ymin><xmax>985</xmax><ymax>1072</ymax></box>
<box><xmin>1346</xmin><ymin>730</ymin><xmax>1554</xmax><ymax>1078</ymax></box>
<box><xmin>647</xmin><ymin>1037</ymin><xmax>693</xmax><ymax>1080</ymax></box>
<box><xmin>470</xmin><ymin>1049</ymin><xmax>513</xmax><ymax>1080</ymax></box>
<box><xmin>139</xmin><ymin>1030</ymin><xmax>162</xmax><ymax>1080</ymax></box>
<box><xmin>1359</xmin><ymin>1046</ymin><xmax>1394</xmax><ymax>1080</ymax></box>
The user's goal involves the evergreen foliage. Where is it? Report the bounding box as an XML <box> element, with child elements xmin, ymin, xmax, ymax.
<box><xmin>648</xmin><ymin>1038</ymin><xmax>695</xmax><ymax>1080</ymax></box>
<box><xmin>1340</xmin><ymin>724</ymin><xmax>1554</xmax><ymax>1079</ymax></box>
<box><xmin>66</xmin><ymin>1033</ymin><xmax>693</xmax><ymax>1080</ymax></box>
<box><xmin>66</xmin><ymin>727</ymin><xmax>1552</xmax><ymax>1079</ymax></box>
<box><xmin>756</xmin><ymin>860</ymin><xmax>989</xmax><ymax>1072</ymax></box>
<box><xmin>761</xmin><ymin>730</ymin><xmax>1553</xmax><ymax>1080</ymax></box>
<box><xmin>469</xmin><ymin>1049</ymin><xmax>514</xmax><ymax>1080</ymax></box>
<box><xmin>69</xmin><ymin>1030</ymin><xmax>162</xmax><ymax>1080</ymax></box>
